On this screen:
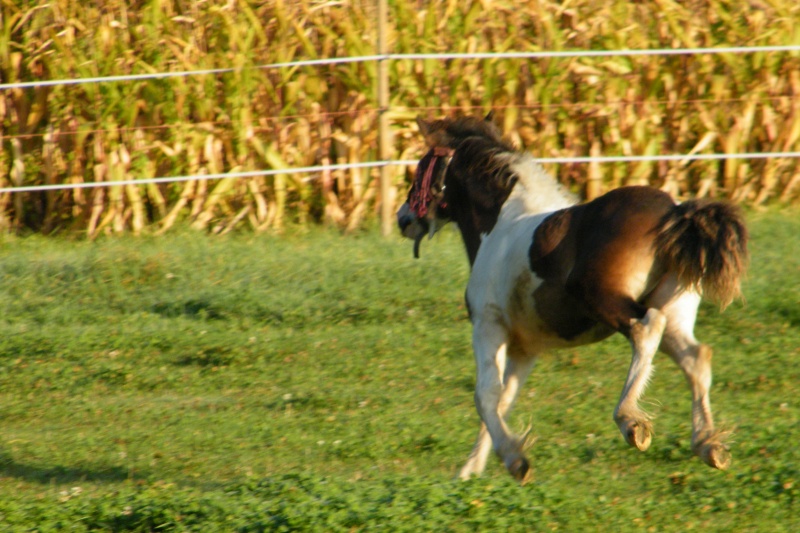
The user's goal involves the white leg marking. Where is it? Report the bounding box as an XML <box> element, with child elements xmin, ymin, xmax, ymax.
<box><xmin>614</xmin><ymin>308</ymin><xmax>667</xmax><ymax>451</ymax></box>
<box><xmin>459</xmin><ymin>352</ymin><xmax>535</xmax><ymax>480</ymax></box>
<box><xmin>461</xmin><ymin>317</ymin><xmax>534</xmax><ymax>482</ymax></box>
<box><xmin>659</xmin><ymin>291</ymin><xmax>731</xmax><ymax>469</ymax></box>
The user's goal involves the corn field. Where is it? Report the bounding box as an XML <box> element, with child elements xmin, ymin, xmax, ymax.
<box><xmin>2</xmin><ymin>0</ymin><xmax>799</xmax><ymax>236</ymax></box>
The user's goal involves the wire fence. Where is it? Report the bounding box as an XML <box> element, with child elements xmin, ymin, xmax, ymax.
<box><xmin>3</xmin><ymin>44</ymin><xmax>800</xmax><ymax>91</ymax></box>
<box><xmin>3</xmin><ymin>152</ymin><xmax>800</xmax><ymax>195</ymax></box>
<box><xmin>3</xmin><ymin>44</ymin><xmax>800</xmax><ymax>195</ymax></box>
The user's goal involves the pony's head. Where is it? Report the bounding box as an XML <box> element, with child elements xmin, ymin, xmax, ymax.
<box><xmin>397</xmin><ymin>113</ymin><xmax>501</xmax><ymax>258</ymax></box>
<box><xmin>396</xmin><ymin>144</ymin><xmax>453</xmax><ymax>258</ymax></box>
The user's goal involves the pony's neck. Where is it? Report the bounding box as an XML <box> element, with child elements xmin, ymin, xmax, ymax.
<box><xmin>453</xmin><ymin>151</ymin><xmax>578</xmax><ymax>267</ymax></box>
<box><xmin>455</xmin><ymin>216</ymin><xmax>484</xmax><ymax>267</ymax></box>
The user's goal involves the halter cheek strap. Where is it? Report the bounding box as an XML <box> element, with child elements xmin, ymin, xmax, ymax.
<box><xmin>410</xmin><ymin>146</ymin><xmax>454</xmax><ymax>217</ymax></box>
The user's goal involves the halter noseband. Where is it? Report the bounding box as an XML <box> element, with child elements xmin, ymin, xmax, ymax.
<box><xmin>409</xmin><ymin>146</ymin><xmax>455</xmax><ymax>218</ymax></box>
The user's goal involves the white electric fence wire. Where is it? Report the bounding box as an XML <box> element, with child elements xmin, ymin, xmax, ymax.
<box><xmin>2</xmin><ymin>44</ymin><xmax>799</xmax><ymax>193</ymax></box>
<box><xmin>2</xmin><ymin>152</ymin><xmax>799</xmax><ymax>194</ymax></box>
<box><xmin>2</xmin><ymin>45</ymin><xmax>800</xmax><ymax>90</ymax></box>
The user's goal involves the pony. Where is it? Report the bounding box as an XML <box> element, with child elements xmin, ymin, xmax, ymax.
<box><xmin>396</xmin><ymin>114</ymin><xmax>748</xmax><ymax>483</ymax></box>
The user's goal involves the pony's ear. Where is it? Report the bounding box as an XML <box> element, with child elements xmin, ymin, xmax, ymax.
<box><xmin>484</xmin><ymin>111</ymin><xmax>495</xmax><ymax>123</ymax></box>
<box><xmin>416</xmin><ymin>116</ymin><xmax>431</xmax><ymax>136</ymax></box>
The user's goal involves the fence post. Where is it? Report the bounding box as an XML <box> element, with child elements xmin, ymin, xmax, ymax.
<box><xmin>586</xmin><ymin>140</ymin><xmax>602</xmax><ymax>201</ymax></box>
<box><xmin>377</xmin><ymin>0</ymin><xmax>393</xmax><ymax>236</ymax></box>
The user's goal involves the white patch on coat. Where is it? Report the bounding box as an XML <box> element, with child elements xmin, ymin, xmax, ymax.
<box><xmin>466</xmin><ymin>152</ymin><xmax>579</xmax><ymax>352</ymax></box>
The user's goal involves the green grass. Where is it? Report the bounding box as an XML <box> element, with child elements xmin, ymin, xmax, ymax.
<box><xmin>0</xmin><ymin>211</ymin><xmax>798</xmax><ymax>531</ymax></box>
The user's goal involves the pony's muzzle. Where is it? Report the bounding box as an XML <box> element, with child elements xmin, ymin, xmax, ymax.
<box><xmin>397</xmin><ymin>203</ymin><xmax>428</xmax><ymax>258</ymax></box>
<box><xmin>397</xmin><ymin>203</ymin><xmax>422</xmax><ymax>238</ymax></box>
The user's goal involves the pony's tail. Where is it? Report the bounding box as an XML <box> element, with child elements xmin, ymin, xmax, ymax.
<box><xmin>654</xmin><ymin>200</ymin><xmax>749</xmax><ymax>309</ymax></box>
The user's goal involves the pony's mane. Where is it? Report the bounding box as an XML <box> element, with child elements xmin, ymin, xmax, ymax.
<box><xmin>422</xmin><ymin>116</ymin><xmax>514</xmax><ymax>152</ymax></box>
<box><xmin>426</xmin><ymin>116</ymin><xmax>578</xmax><ymax>216</ymax></box>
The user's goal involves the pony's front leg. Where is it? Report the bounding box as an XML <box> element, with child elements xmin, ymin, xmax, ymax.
<box><xmin>459</xmin><ymin>352</ymin><xmax>535</xmax><ymax>481</ymax></box>
<box><xmin>466</xmin><ymin>317</ymin><xmax>532</xmax><ymax>483</ymax></box>
<box><xmin>459</xmin><ymin>423</ymin><xmax>492</xmax><ymax>480</ymax></box>
<box><xmin>614</xmin><ymin>308</ymin><xmax>666</xmax><ymax>452</ymax></box>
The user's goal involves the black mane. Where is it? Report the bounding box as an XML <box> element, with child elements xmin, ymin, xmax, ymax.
<box><xmin>420</xmin><ymin>116</ymin><xmax>520</xmax><ymax>211</ymax></box>
<box><xmin>417</xmin><ymin>116</ymin><xmax>523</xmax><ymax>263</ymax></box>
<box><xmin>421</xmin><ymin>115</ymin><xmax>513</xmax><ymax>152</ymax></box>
<box><xmin>449</xmin><ymin>136</ymin><xmax>519</xmax><ymax>225</ymax></box>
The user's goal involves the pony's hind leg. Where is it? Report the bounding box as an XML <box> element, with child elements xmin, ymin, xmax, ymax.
<box><xmin>613</xmin><ymin>307</ymin><xmax>667</xmax><ymax>451</ymax></box>
<box><xmin>567</xmin><ymin>265</ymin><xmax>667</xmax><ymax>452</ymax></box>
<box><xmin>658</xmin><ymin>291</ymin><xmax>731</xmax><ymax>470</ymax></box>
<box><xmin>459</xmin><ymin>349</ymin><xmax>535</xmax><ymax>480</ymax></box>
<box><xmin>574</xmin><ymin>283</ymin><xmax>666</xmax><ymax>451</ymax></box>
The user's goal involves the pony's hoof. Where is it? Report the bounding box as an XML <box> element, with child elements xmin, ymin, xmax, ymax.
<box><xmin>457</xmin><ymin>466</ymin><xmax>480</xmax><ymax>481</ymax></box>
<box><xmin>698</xmin><ymin>442</ymin><xmax>731</xmax><ymax>470</ymax></box>
<box><xmin>624</xmin><ymin>421</ymin><xmax>653</xmax><ymax>451</ymax></box>
<box><xmin>507</xmin><ymin>457</ymin><xmax>532</xmax><ymax>484</ymax></box>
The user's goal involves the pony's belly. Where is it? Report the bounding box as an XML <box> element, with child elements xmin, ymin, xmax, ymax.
<box><xmin>511</xmin><ymin>307</ymin><xmax>615</xmax><ymax>353</ymax></box>
<box><xmin>508</xmin><ymin>271</ymin><xmax>615</xmax><ymax>352</ymax></box>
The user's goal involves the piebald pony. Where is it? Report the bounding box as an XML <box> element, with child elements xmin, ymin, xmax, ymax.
<box><xmin>397</xmin><ymin>114</ymin><xmax>748</xmax><ymax>482</ymax></box>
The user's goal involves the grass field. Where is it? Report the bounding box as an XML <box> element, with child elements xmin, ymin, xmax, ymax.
<box><xmin>0</xmin><ymin>209</ymin><xmax>798</xmax><ymax>531</ymax></box>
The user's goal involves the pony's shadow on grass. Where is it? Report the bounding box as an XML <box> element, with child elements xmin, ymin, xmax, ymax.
<box><xmin>0</xmin><ymin>449</ymin><xmax>230</xmax><ymax>491</ymax></box>
<box><xmin>0</xmin><ymin>449</ymin><xmax>136</xmax><ymax>485</ymax></box>
<box><xmin>151</xmin><ymin>299</ymin><xmax>225</xmax><ymax>321</ymax></box>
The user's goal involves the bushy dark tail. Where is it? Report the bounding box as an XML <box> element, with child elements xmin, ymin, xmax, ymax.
<box><xmin>654</xmin><ymin>200</ymin><xmax>749</xmax><ymax>308</ymax></box>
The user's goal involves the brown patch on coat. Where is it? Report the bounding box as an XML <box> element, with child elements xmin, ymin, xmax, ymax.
<box><xmin>528</xmin><ymin>187</ymin><xmax>676</xmax><ymax>338</ymax></box>
<box><xmin>529</xmin><ymin>208</ymin><xmax>574</xmax><ymax>280</ymax></box>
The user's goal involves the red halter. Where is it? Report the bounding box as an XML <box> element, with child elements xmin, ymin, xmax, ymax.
<box><xmin>410</xmin><ymin>146</ymin><xmax>454</xmax><ymax>217</ymax></box>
